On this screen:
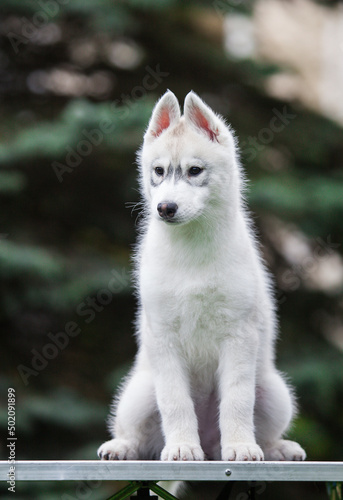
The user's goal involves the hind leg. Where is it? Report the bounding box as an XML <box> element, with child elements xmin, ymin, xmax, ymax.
<box><xmin>254</xmin><ymin>370</ymin><xmax>306</xmax><ymax>461</ymax></box>
<box><xmin>98</xmin><ymin>359</ymin><xmax>163</xmax><ymax>460</ymax></box>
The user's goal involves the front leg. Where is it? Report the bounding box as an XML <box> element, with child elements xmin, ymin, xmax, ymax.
<box><xmin>148</xmin><ymin>337</ymin><xmax>204</xmax><ymax>461</ymax></box>
<box><xmin>218</xmin><ymin>331</ymin><xmax>264</xmax><ymax>461</ymax></box>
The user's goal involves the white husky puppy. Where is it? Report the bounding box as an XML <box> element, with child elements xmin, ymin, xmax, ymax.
<box><xmin>98</xmin><ymin>90</ymin><xmax>306</xmax><ymax>464</ymax></box>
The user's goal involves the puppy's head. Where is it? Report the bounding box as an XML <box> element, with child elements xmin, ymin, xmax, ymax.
<box><xmin>138</xmin><ymin>90</ymin><xmax>240</xmax><ymax>225</ymax></box>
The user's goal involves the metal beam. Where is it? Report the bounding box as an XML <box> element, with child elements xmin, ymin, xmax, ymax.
<box><xmin>0</xmin><ymin>461</ymin><xmax>342</xmax><ymax>482</ymax></box>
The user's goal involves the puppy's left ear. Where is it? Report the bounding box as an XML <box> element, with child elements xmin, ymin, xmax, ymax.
<box><xmin>184</xmin><ymin>91</ymin><xmax>225</xmax><ymax>143</ymax></box>
<box><xmin>144</xmin><ymin>90</ymin><xmax>181</xmax><ymax>141</ymax></box>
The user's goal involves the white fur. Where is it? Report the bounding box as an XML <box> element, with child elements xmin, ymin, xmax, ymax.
<box><xmin>98</xmin><ymin>91</ymin><xmax>306</xmax><ymax>463</ymax></box>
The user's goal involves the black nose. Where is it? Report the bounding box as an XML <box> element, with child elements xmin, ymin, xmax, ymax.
<box><xmin>157</xmin><ymin>202</ymin><xmax>178</xmax><ymax>220</ymax></box>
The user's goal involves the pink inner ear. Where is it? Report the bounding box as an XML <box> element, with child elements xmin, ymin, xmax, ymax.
<box><xmin>152</xmin><ymin>108</ymin><xmax>171</xmax><ymax>137</ymax></box>
<box><xmin>193</xmin><ymin>108</ymin><xmax>219</xmax><ymax>142</ymax></box>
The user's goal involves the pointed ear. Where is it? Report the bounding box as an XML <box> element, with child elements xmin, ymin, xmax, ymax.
<box><xmin>144</xmin><ymin>90</ymin><xmax>181</xmax><ymax>140</ymax></box>
<box><xmin>184</xmin><ymin>91</ymin><xmax>223</xmax><ymax>142</ymax></box>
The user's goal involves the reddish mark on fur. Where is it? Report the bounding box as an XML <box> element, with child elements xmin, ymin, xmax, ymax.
<box><xmin>193</xmin><ymin>108</ymin><xmax>219</xmax><ymax>142</ymax></box>
<box><xmin>152</xmin><ymin>108</ymin><xmax>171</xmax><ymax>137</ymax></box>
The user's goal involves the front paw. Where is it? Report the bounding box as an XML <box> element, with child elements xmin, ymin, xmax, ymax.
<box><xmin>97</xmin><ymin>438</ymin><xmax>138</xmax><ymax>460</ymax></box>
<box><xmin>222</xmin><ymin>442</ymin><xmax>264</xmax><ymax>461</ymax></box>
<box><xmin>161</xmin><ymin>442</ymin><xmax>205</xmax><ymax>461</ymax></box>
<box><xmin>264</xmin><ymin>439</ymin><xmax>306</xmax><ymax>461</ymax></box>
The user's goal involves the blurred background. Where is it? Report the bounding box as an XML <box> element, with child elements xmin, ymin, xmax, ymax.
<box><xmin>0</xmin><ymin>0</ymin><xmax>343</xmax><ymax>498</ymax></box>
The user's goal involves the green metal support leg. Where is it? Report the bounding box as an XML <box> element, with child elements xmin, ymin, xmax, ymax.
<box><xmin>327</xmin><ymin>482</ymin><xmax>342</xmax><ymax>500</ymax></box>
<box><xmin>106</xmin><ymin>480</ymin><xmax>179</xmax><ymax>500</ymax></box>
<box><xmin>148</xmin><ymin>482</ymin><xmax>179</xmax><ymax>499</ymax></box>
<box><xmin>105</xmin><ymin>479</ymin><xmax>259</xmax><ymax>500</ymax></box>
<box><xmin>106</xmin><ymin>482</ymin><xmax>141</xmax><ymax>500</ymax></box>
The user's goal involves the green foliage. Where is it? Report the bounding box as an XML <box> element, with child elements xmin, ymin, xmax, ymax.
<box><xmin>0</xmin><ymin>98</ymin><xmax>152</xmax><ymax>165</ymax></box>
<box><xmin>0</xmin><ymin>240</ymin><xmax>62</xmax><ymax>279</ymax></box>
<box><xmin>250</xmin><ymin>175</ymin><xmax>343</xmax><ymax>218</ymax></box>
<box><xmin>0</xmin><ymin>171</ymin><xmax>26</xmax><ymax>193</ymax></box>
<box><xmin>20</xmin><ymin>386</ymin><xmax>107</xmax><ymax>429</ymax></box>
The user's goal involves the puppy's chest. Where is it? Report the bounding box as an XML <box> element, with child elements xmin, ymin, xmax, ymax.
<box><xmin>144</xmin><ymin>278</ymin><xmax>235</xmax><ymax>343</ymax></box>
<box><xmin>177</xmin><ymin>286</ymin><xmax>229</xmax><ymax>336</ymax></box>
<box><xmin>140</xmin><ymin>248</ymin><xmax>252</xmax><ymax>348</ymax></box>
<box><xmin>169</xmin><ymin>289</ymin><xmax>226</xmax><ymax>369</ymax></box>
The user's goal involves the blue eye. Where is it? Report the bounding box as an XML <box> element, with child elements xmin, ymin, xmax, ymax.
<box><xmin>154</xmin><ymin>167</ymin><xmax>164</xmax><ymax>176</ymax></box>
<box><xmin>188</xmin><ymin>167</ymin><xmax>202</xmax><ymax>176</ymax></box>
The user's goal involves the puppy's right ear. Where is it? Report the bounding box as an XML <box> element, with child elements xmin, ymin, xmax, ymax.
<box><xmin>144</xmin><ymin>90</ymin><xmax>180</xmax><ymax>140</ymax></box>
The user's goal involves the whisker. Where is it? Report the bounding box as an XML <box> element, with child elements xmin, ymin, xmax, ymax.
<box><xmin>125</xmin><ymin>201</ymin><xmax>147</xmax><ymax>226</ymax></box>
<box><xmin>125</xmin><ymin>201</ymin><xmax>143</xmax><ymax>213</ymax></box>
